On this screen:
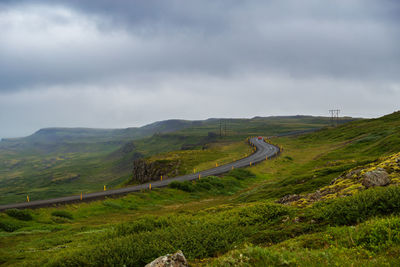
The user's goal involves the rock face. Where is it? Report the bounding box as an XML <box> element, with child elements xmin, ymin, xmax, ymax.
<box><xmin>362</xmin><ymin>168</ymin><xmax>390</xmax><ymax>188</ymax></box>
<box><xmin>129</xmin><ymin>159</ymin><xmax>181</xmax><ymax>184</ymax></box>
<box><xmin>145</xmin><ymin>250</ymin><xmax>188</xmax><ymax>267</ymax></box>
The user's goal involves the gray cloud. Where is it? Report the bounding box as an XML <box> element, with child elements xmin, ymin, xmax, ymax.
<box><xmin>0</xmin><ymin>0</ymin><xmax>399</xmax><ymax>137</ymax></box>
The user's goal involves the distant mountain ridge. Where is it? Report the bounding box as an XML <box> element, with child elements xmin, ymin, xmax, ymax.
<box><xmin>0</xmin><ymin>119</ymin><xmax>197</xmax><ymax>146</ymax></box>
<box><xmin>0</xmin><ymin>116</ymin><xmax>357</xmax><ymax>150</ymax></box>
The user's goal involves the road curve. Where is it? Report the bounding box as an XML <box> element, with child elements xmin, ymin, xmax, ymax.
<box><xmin>0</xmin><ymin>137</ymin><xmax>280</xmax><ymax>211</ymax></box>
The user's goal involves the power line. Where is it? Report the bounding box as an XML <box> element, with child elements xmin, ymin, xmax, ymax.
<box><xmin>329</xmin><ymin>109</ymin><xmax>340</xmax><ymax>126</ymax></box>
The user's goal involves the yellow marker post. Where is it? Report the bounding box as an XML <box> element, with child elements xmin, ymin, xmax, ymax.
<box><xmin>27</xmin><ymin>195</ymin><xmax>30</xmax><ymax>202</ymax></box>
<box><xmin>198</xmin><ymin>174</ymin><xmax>201</xmax><ymax>180</ymax></box>
<box><xmin>161</xmin><ymin>175</ymin><xmax>163</xmax><ymax>181</ymax></box>
<box><xmin>216</xmin><ymin>163</ymin><xmax>218</xmax><ymax>167</ymax></box>
<box><xmin>266</xmin><ymin>156</ymin><xmax>268</xmax><ymax>160</ymax></box>
<box><xmin>149</xmin><ymin>184</ymin><xmax>152</xmax><ymax>190</ymax></box>
<box><xmin>250</xmin><ymin>161</ymin><xmax>252</xmax><ymax>166</ymax></box>
<box><xmin>104</xmin><ymin>185</ymin><xmax>106</xmax><ymax>191</ymax></box>
<box><xmin>193</xmin><ymin>169</ymin><xmax>196</xmax><ymax>173</ymax></box>
<box><xmin>80</xmin><ymin>192</ymin><xmax>83</xmax><ymax>200</ymax></box>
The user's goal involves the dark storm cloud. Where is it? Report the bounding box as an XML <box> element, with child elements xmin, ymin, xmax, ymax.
<box><xmin>0</xmin><ymin>0</ymin><xmax>399</xmax><ymax>91</ymax></box>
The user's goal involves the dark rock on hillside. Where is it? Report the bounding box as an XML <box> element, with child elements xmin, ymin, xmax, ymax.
<box><xmin>362</xmin><ymin>168</ymin><xmax>390</xmax><ymax>188</ymax></box>
<box><xmin>129</xmin><ymin>159</ymin><xmax>181</xmax><ymax>184</ymax></box>
<box><xmin>276</xmin><ymin>194</ymin><xmax>301</xmax><ymax>204</ymax></box>
<box><xmin>145</xmin><ymin>250</ymin><xmax>188</xmax><ymax>267</ymax></box>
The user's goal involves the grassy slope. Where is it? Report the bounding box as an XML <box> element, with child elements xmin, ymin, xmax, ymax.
<box><xmin>5</xmin><ymin>113</ymin><xmax>400</xmax><ymax>266</ymax></box>
<box><xmin>0</xmin><ymin>116</ymin><xmax>334</xmax><ymax>204</ymax></box>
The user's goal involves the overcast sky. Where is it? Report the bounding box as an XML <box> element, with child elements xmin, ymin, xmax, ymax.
<box><xmin>0</xmin><ymin>0</ymin><xmax>399</xmax><ymax>138</ymax></box>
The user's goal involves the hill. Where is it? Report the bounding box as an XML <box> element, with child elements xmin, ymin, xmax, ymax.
<box><xmin>0</xmin><ymin>116</ymin><xmax>338</xmax><ymax>205</ymax></box>
<box><xmin>1</xmin><ymin>112</ymin><xmax>400</xmax><ymax>265</ymax></box>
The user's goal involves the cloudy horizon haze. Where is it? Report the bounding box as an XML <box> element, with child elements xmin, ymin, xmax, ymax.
<box><xmin>1</xmin><ymin>0</ymin><xmax>399</xmax><ymax>138</ymax></box>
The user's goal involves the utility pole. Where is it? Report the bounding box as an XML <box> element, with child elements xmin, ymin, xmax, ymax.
<box><xmin>329</xmin><ymin>109</ymin><xmax>340</xmax><ymax>126</ymax></box>
<box><xmin>224</xmin><ymin>120</ymin><xmax>227</xmax><ymax>136</ymax></box>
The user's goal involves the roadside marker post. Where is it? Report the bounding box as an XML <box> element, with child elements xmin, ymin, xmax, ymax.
<box><xmin>104</xmin><ymin>185</ymin><xmax>106</xmax><ymax>191</ymax></box>
<box><xmin>149</xmin><ymin>184</ymin><xmax>152</xmax><ymax>190</ymax></box>
<box><xmin>216</xmin><ymin>163</ymin><xmax>218</xmax><ymax>167</ymax></box>
<box><xmin>198</xmin><ymin>174</ymin><xmax>201</xmax><ymax>180</ymax></box>
<box><xmin>80</xmin><ymin>192</ymin><xmax>82</xmax><ymax>200</ymax></box>
<box><xmin>27</xmin><ymin>195</ymin><xmax>29</xmax><ymax>202</ymax></box>
<box><xmin>250</xmin><ymin>162</ymin><xmax>252</xmax><ymax>166</ymax></box>
<box><xmin>161</xmin><ymin>175</ymin><xmax>163</xmax><ymax>181</ymax></box>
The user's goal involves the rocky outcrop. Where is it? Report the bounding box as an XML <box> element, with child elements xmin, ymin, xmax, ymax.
<box><xmin>276</xmin><ymin>152</ymin><xmax>400</xmax><ymax>207</ymax></box>
<box><xmin>276</xmin><ymin>194</ymin><xmax>301</xmax><ymax>204</ymax></box>
<box><xmin>330</xmin><ymin>168</ymin><xmax>362</xmax><ymax>185</ymax></box>
<box><xmin>145</xmin><ymin>250</ymin><xmax>188</xmax><ymax>267</ymax></box>
<box><xmin>129</xmin><ymin>159</ymin><xmax>181</xmax><ymax>184</ymax></box>
<box><xmin>362</xmin><ymin>168</ymin><xmax>390</xmax><ymax>188</ymax></box>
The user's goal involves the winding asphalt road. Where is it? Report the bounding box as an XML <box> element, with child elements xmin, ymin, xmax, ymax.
<box><xmin>0</xmin><ymin>137</ymin><xmax>280</xmax><ymax>210</ymax></box>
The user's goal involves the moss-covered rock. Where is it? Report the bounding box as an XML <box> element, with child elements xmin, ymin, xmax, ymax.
<box><xmin>278</xmin><ymin>152</ymin><xmax>400</xmax><ymax>207</ymax></box>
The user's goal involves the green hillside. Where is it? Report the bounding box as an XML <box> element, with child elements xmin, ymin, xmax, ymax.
<box><xmin>3</xmin><ymin>113</ymin><xmax>400</xmax><ymax>266</ymax></box>
<box><xmin>0</xmin><ymin>116</ymin><xmax>336</xmax><ymax>205</ymax></box>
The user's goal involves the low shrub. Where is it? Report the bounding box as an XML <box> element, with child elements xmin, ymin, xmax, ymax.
<box><xmin>169</xmin><ymin>176</ymin><xmax>241</xmax><ymax>194</ymax></box>
<box><xmin>46</xmin><ymin>202</ymin><xmax>294</xmax><ymax>266</ymax></box>
<box><xmin>169</xmin><ymin>181</ymin><xmax>195</xmax><ymax>192</ymax></box>
<box><xmin>238</xmin><ymin>203</ymin><xmax>292</xmax><ymax>226</ymax></box>
<box><xmin>51</xmin><ymin>210</ymin><xmax>73</xmax><ymax>220</ymax></box>
<box><xmin>5</xmin><ymin>209</ymin><xmax>33</xmax><ymax>221</ymax></box>
<box><xmin>311</xmin><ymin>186</ymin><xmax>400</xmax><ymax>225</ymax></box>
<box><xmin>354</xmin><ymin>217</ymin><xmax>400</xmax><ymax>252</ymax></box>
<box><xmin>110</xmin><ymin>215</ymin><xmax>173</xmax><ymax>237</ymax></box>
<box><xmin>228</xmin><ymin>169</ymin><xmax>256</xmax><ymax>180</ymax></box>
<box><xmin>0</xmin><ymin>219</ymin><xmax>25</xmax><ymax>232</ymax></box>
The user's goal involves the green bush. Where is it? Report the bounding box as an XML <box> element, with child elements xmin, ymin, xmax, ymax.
<box><xmin>169</xmin><ymin>176</ymin><xmax>241</xmax><ymax>195</ymax></box>
<box><xmin>46</xmin><ymin>202</ymin><xmax>294</xmax><ymax>266</ymax></box>
<box><xmin>354</xmin><ymin>217</ymin><xmax>400</xmax><ymax>252</ymax></box>
<box><xmin>5</xmin><ymin>209</ymin><xmax>33</xmax><ymax>221</ymax></box>
<box><xmin>238</xmin><ymin>203</ymin><xmax>292</xmax><ymax>226</ymax></box>
<box><xmin>228</xmin><ymin>169</ymin><xmax>256</xmax><ymax>180</ymax></box>
<box><xmin>169</xmin><ymin>181</ymin><xmax>195</xmax><ymax>192</ymax></box>
<box><xmin>312</xmin><ymin>186</ymin><xmax>400</xmax><ymax>225</ymax></box>
<box><xmin>0</xmin><ymin>218</ymin><xmax>25</xmax><ymax>232</ymax></box>
<box><xmin>51</xmin><ymin>210</ymin><xmax>73</xmax><ymax>220</ymax></box>
<box><xmin>48</xmin><ymin>218</ymin><xmax>247</xmax><ymax>266</ymax></box>
<box><xmin>110</xmin><ymin>215</ymin><xmax>172</xmax><ymax>237</ymax></box>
